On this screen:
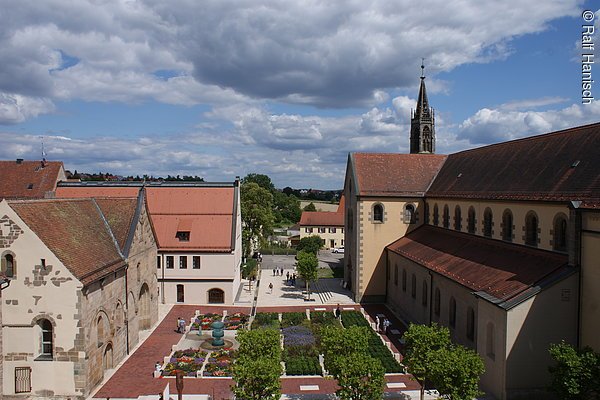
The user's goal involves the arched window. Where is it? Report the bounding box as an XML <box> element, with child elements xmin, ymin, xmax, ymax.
<box><xmin>483</xmin><ymin>208</ymin><xmax>493</xmax><ymax>237</ymax></box>
<box><xmin>467</xmin><ymin>307</ymin><xmax>475</xmax><ymax>340</ymax></box>
<box><xmin>467</xmin><ymin>207</ymin><xmax>476</xmax><ymax>234</ymax></box>
<box><xmin>402</xmin><ymin>269</ymin><xmax>407</xmax><ymax>292</ymax></box>
<box><xmin>486</xmin><ymin>322</ymin><xmax>495</xmax><ymax>359</ymax></box>
<box><xmin>208</xmin><ymin>288</ymin><xmax>225</xmax><ymax>304</ymax></box>
<box><xmin>1</xmin><ymin>252</ymin><xmax>16</xmax><ymax>277</ymax></box>
<box><xmin>443</xmin><ymin>205</ymin><xmax>450</xmax><ymax>228</ymax></box>
<box><xmin>115</xmin><ymin>303</ymin><xmax>123</xmax><ymax>331</ymax></box>
<box><xmin>394</xmin><ymin>264</ymin><xmax>398</xmax><ymax>286</ymax></box>
<box><xmin>449</xmin><ymin>297</ymin><xmax>456</xmax><ymax>328</ymax></box>
<box><xmin>404</xmin><ymin>204</ymin><xmax>416</xmax><ymax>224</ymax></box>
<box><xmin>97</xmin><ymin>315</ymin><xmax>106</xmax><ymax>348</ymax></box>
<box><xmin>553</xmin><ymin>214</ymin><xmax>568</xmax><ymax>251</ymax></box>
<box><xmin>454</xmin><ymin>206</ymin><xmax>462</xmax><ymax>231</ymax></box>
<box><xmin>176</xmin><ymin>284</ymin><xmax>185</xmax><ymax>303</ymax></box>
<box><xmin>433</xmin><ymin>204</ymin><xmax>439</xmax><ymax>226</ymax></box>
<box><xmin>525</xmin><ymin>211</ymin><xmax>539</xmax><ymax>246</ymax></box>
<box><xmin>434</xmin><ymin>288</ymin><xmax>441</xmax><ymax>316</ymax></box>
<box><xmin>39</xmin><ymin>319</ymin><xmax>53</xmax><ymax>358</ymax></box>
<box><xmin>373</xmin><ymin>204</ymin><xmax>384</xmax><ymax>223</ymax></box>
<box><xmin>424</xmin><ymin>202</ymin><xmax>430</xmax><ymax>224</ymax></box>
<box><xmin>422</xmin><ymin>280</ymin><xmax>428</xmax><ymax>306</ymax></box>
<box><xmin>502</xmin><ymin>209</ymin><xmax>513</xmax><ymax>242</ymax></box>
<box><xmin>411</xmin><ymin>274</ymin><xmax>417</xmax><ymax>299</ymax></box>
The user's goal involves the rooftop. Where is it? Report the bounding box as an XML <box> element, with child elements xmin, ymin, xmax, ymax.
<box><xmin>0</xmin><ymin>160</ymin><xmax>64</xmax><ymax>200</ymax></box>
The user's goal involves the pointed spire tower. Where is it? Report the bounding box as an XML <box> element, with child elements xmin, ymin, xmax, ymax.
<box><xmin>410</xmin><ymin>60</ymin><xmax>435</xmax><ymax>154</ymax></box>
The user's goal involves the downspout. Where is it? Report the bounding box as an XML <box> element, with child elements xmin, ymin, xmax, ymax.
<box><xmin>125</xmin><ymin>264</ymin><xmax>130</xmax><ymax>355</ymax></box>
<box><xmin>161</xmin><ymin>254</ymin><xmax>165</xmax><ymax>304</ymax></box>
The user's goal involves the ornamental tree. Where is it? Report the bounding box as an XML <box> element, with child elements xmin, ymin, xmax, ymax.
<box><xmin>236</xmin><ymin>328</ymin><xmax>281</xmax><ymax>362</ymax></box>
<box><xmin>548</xmin><ymin>341</ymin><xmax>600</xmax><ymax>400</ymax></box>
<box><xmin>296</xmin><ymin>235</ymin><xmax>323</xmax><ymax>254</ymax></box>
<box><xmin>429</xmin><ymin>345</ymin><xmax>485</xmax><ymax>400</ymax></box>
<box><xmin>231</xmin><ymin>357</ymin><xmax>282</xmax><ymax>400</ymax></box>
<box><xmin>296</xmin><ymin>250</ymin><xmax>319</xmax><ymax>301</ymax></box>
<box><xmin>335</xmin><ymin>353</ymin><xmax>385</xmax><ymax>400</ymax></box>
<box><xmin>320</xmin><ymin>325</ymin><xmax>370</xmax><ymax>375</ymax></box>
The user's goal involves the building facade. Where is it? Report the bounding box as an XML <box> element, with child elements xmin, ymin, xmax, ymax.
<box><xmin>0</xmin><ymin>193</ymin><xmax>158</xmax><ymax>399</ymax></box>
<box><xmin>299</xmin><ymin>199</ymin><xmax>345</xmax><ymax>250</ymax></box>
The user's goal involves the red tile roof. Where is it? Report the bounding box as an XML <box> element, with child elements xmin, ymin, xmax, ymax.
<box><xmin>351</xmin><ymin>153</ymin><xmax>447</xmax><ymax>197</ymax></box>
<box><xmin>95</xmin><ymin>198</ymin><xmax>138</xmax><ymax>252</ymax></box>
<box><xmin>56</xmin><ymin>184</ymin><xmax>235</xmax><ymax>252</ymax></box>
<box><xmin>0</xmin><ymin>160</ymin><xmax>64</xmax><ymax>200</ymax></box>
<box><xmin>336</xmin><ymin>195</ymin><xmax>345</xmax><ymax>213</ymax></box>
<box><xmin>299</xmin><ymin>211</ymin><xmax>344</xmax><ymax>227</ymax></box>
<box><xmin>9</xmin><ymin>198</ymin><xmax>134</xmax><ymax>285</ymax></box>
<box><xmin>387</xmin><ymin>225</ymin><xmax>569</xmax><ymax>305</ymax></box>
<box><xmin>427</xmin><ymin>122</ymin><xmax>600</xmax><ymax>202</ymax></box>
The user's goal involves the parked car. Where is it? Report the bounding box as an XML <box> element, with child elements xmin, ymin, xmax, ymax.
<box><xmin>332</xmin><ymin>247</ymin><xmax>344</xmax><ymax>253</ymax></box>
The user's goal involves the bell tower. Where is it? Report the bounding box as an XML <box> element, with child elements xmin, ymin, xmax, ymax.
<box><xmin>410</xmin><ymin>60</ymin><xmax>435</xmax><ymax>154</ymax></box>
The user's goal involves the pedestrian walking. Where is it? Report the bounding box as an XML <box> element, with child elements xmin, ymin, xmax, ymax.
<box><xmin>280</xmin><ymin>267</ymin><xmax>284</xmax><ymax>276</ymax></box>
<box><xmin>178</xmin><ymin>317</ymin><xmax>186</xmax><ymax>334</ymax></box>
<box><xmin>269</xmin><ymin>282</ymin><xmax>274</xmax><ymax>294</ymax></box>
<box><xmin>375</xmin><ymin>315</ymin><xmax>380</xmax><ymax>332</ymax></box>
<box><xmin>273</xmin><ymin>268</ymin><xmax>276</xmax><ymax>276</ymax></box>
<box><xmin>176</xmin><ymin>317</ymin><xmax>182</xmax><ymax>333</ymax></box>
<box><xmin>286</xmin><ymin>271</ymin><xmax>290</xmax><ymax>281</ymax></box>
<box><xmin>383</xmin><ymin>318</ymin><xmax>390</xmax><ymax>334</ymax></box>
<box><xmin>335</xmin><ymin>303</ymin><xmax>341</xmax><ymax>319</ymax></box>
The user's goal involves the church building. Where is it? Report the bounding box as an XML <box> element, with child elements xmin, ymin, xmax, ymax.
<box><xmin>343</xmin><ymin>66</ymin><xmax>600</xmax><ymax>400</ymax></box>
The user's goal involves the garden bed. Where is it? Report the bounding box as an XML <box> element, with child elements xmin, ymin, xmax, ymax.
<box><xmin>191</xmin><ymin>313</ymin><xmax>222</xmax><ymax>330</ymax></box>
<box><xmin>222</xmin><ymin>312</ymin><xmax>249</xmax><ymax>330</ymax></box>
<box><xmin>251</xmin><ymin>312</ymin><xmax>280</xmax><ymax>330</ymax></box>
<box><xmin>203</xmin><ymin>348</ymin><xmax>236</xmax><ymax>377</ymax></box>
<box><xmin>282</xmin><ymin>325</ymin><xmax>321</xmax><ymax>376</ymax></box>
<box><xmin>162</xmin><ymin>348</ymin><xmax>207</xmax><ymax>377</ymax></box>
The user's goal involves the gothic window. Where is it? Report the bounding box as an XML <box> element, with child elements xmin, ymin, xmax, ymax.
<box><xmin>422</xmin><ymin>280</ymin><xmax>428</xmax><ymax>306</ymax></box>
<box><xmin>525</xmin><ymin>211</ymin><xmax>539</xmax><ymax>246</ymax></box>
<box><xmin>454</xmin><ymin>205</ymin><xmax>462</xmax><ymax>231</ymax></box>
<box><xmin>404</xmin><ymin>204</ymin><xmax>416</xmax><ymax>224</ymax></box>
<box><xmin>424</xmin><ymin>202</ymin><xmax>430</xmax><ymax>224</ymax></box>
<box><xmin>467</xmin><ymin>207</ymin><xmax>476</xmax><ymax>234</ymax></box>
<box><xmin>97</xmin><ymin>315</ymin><xmax>106</xmax><ymax>348</ymax></box>
<box><xmin>553</xmin><ymin>214</ymin><xmax>568</xmax><ymax>251</ymax></box>
<box><xmin>1</xmin><ymin>252</ymin><xmax>15</xmax><ymax>277</ymax></box>
<box><xmin>449</xmin><ymin>297</ymin><xmax>456</xmax><ymax>328</ymax></box>
<box><xmin>433</xmin><ymin>204</ymin><xmax>439</xmax><ymax>226</ymax></box>
<box><xmin>443</xmin><ymin>205</ymin><xmax>450</xmax><ymax>228</ymax></box>
<box><xmin>402</xmin><ymin>269</ymin><xmax>407</xmax><ymax>292</ymax></box>
<box><xmin>434</xmin><ymin>288</ymin><xmax>441</xmax><ymax>316</ymax></box>
<box><xmin>483</xmin><ymin>208</ymin><xmax>493</xmax><ymax>237</ymax></box>
<box><xmin>411</xmin><ymin>274</ymin><xmax>417</xmax><ymax>299</ymax></box>
<box><xmin>373</xmin><ymin>204</ymin><xmax>384</xmax><ymax>223</ymax></box>
<box><xmin>467</xmin><ymin>307</ymin><xmax>475</xmax><ymax>341</ymax></box>
<box><xmin>502</xmin><ymin>209</ymin><xmax>513</xmax><ymax>242</ymax></box>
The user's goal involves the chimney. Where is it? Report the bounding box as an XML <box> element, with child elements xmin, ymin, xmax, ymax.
<box><xmin>16</xmin><ymin>158</ymin><xmax>23</xmax><ymax>164</ymax></box>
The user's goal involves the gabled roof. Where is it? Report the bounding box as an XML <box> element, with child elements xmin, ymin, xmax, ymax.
<box><xmin>427</xmin><ymin>122</ymin><xmax>600</xmax><ymax>202</ymax></box>
<box><xmin>9</xmin><ymin>198</ymin><xmax>136</xmax><ymax>286</ymax></box>
<box><xmin>387</xmin><ymin>225</ymin><xmax>571</xmax><ymax>309</ymax></box>
<box><xmin>0</xmin><ymin>160</ymin><xmax>64</xmax><ymax>200</ymax></box>
<box><xmin>351</xmin><ymin>153</ymin><xmax>447</xmax><ymax>197</ymax></box>
<box><xmin>299</xmin><ymin>211</ymin><xmax>344</xmax><ymax>227</ymax></box>
<box><xmin>95</xmin><ymin>198</ymin><xmax>138</xmax><ymax>253</ymax></box>
<box><xmin>56</xmin><ymin>182</ymin><xmax>237</xmax><ymax>252</ymax></box>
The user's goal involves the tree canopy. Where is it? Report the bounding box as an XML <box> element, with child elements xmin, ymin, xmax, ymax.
<box><xmin>241</xmin><ymin>182</ymin><xmax>274</xmax><ymax>257</ymax></box>
<box><xmin>296</xmin><ymin>250</ymin><xmax>319</xmax><ymax>301</ymax></box>
<box><xmin>336</xmin><ymin>353</ymin><xmax>385</xmax><ymax>400</ymax></box>
<box><xmin>296</xmin><ymin>235</ymin><xmax>323</xmax><ymax>254</ymax></box>
<box><xmin>548</xmin><ymin>341</ymin><xmax>600</xmax><ymax>400</ymax></box>
<box><xmin>242</xmin><ymin>173</ymin><xmax>275</xmax><ymax>192</ymax></box>
<box><xmin>303</xmin><ymin>202</ymin><xmax>317</xmax><ymax>211</ymax></box>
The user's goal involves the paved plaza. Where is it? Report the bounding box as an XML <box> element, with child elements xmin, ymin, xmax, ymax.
<box><xmin>89</xmin><ymin>253</ymin><xmax>427</xmax><ymax>400</ymax></box>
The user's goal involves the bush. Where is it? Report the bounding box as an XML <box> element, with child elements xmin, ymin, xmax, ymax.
<box><xmin>251</xmin><ymin>312</ymin><xmax>280</xmax><ymax>330</ymax></box>
<box><xmin>284</xmin><ymin>355</ymin><xmax>322</xmax><ymax>376</ymax></box>
<box><xmin>281</xmin><ymin>312</ymin><xmax>307</xmax><ymax>327</ymax></box>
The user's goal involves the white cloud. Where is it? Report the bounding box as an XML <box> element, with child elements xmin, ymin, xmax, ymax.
<box><xmin>0</xmin><ymin>93</ymin><xmax>56</xmax><ymax>124</ymax></box>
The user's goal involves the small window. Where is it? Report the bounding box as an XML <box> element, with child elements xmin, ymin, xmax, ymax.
<box><xmin>467</xmin><ymin>207</ymin><xmax>476</xmax><ymax>234</ymax></box>
<box><xmin>373</xmin><ymin>204</ymin><xmax>384</xmax><ymax>223</ymax></box>
<box><xmin>422</xmin><ymin>280</ymin><xmax>428</xmax><ymax>306</ymax></box>
<box><xmin>176</xmin><ymin>231</ymin><xmax>190</xmax><ymax>241</ymax></box>
<box><xmin>97</xmin><ymin>315</ymin><xmax>105</xmax><ymax>348</ymax></box>
<box><xmin>449</xmin><ymin>297</ymin><xmax>456</xmax><ymax>328</ymax></box>
<box><xmin>3</xmin><ymin>253</ymin><xmax>15</xmax><ymax>277</ymax></box>
<box><xmin>525</xmin><ymin>211</ymin><xmax>538</xmax><ymax>246</ymax></box>
<box><xmin>467</xmin><ymin>307</ymin><xmax>475</xmax><ymax>340</ymax></box>
<box><xmin>176</xmin><ymin>284</ymin><xmax>184</xmax><ymax>303</ymax></box>
<box><xmin>306</xmin><ymin>227</ymin><xmax>313</xmax><ymax>233</ymax></box>
<box><xmin>424</xmin><ymin>202</ymin><xmax>430</xmax><ymax>224</ymax></box>
<box><xmin>553</xmin><ymin>214</ymin><xmax>568</xmax><ymax>251</ymax></box>
<box><xmin>394</xmin><ymin>264</ymin><xmax>398</xmax><ymax>286</ymax></box>
<box><xmin>193</xmin><ymin>256</ymin><xmax>201</xmax><ymax>269</ymax></box>
<box><xmin>208</xmin><ymin>288</ymin><xmax>225</xmax><ymax>304</ymax></box>
<box><xmin>404</xmin><ymin>204</ymin><xmax>416</xmax><ymax>224</ymax></box>
<box><xmin>502</xmin><ymin>209</ymin><xmax>513</xmax><ymax>242</ymax></box>
<box><xmin>40</xmin><ymin>319</ymin><xmax>53</xmax><ymax>358</ymax></box>
<box><xmin>434</xmin><ymin>288</ymin><xmax>441</xmax><ymax>316</ymax></box>
<box><xmin>411</xmin><ymin>274</ymin><xmax>417</xmax><ymax>299</ymax></box>
<box><xmin>402</xmin><ymin>269</ymin><xmax>407</xmax><ymax>292</ymax></box>
<box><xmin>166</xmin><ymin>256</ymin><xmax>174</xmax><ymax>269</ymax></box>
<box><xmin>433</xmin><ymin>204</ymin><xmax>439</xmax><ymax>226</ymax></box>
<box><xmin>443</xmin><ymin>205</ymin><xmax>450</xmax><ymax>228</ymax></box>
<box><xmin>454</xmin><ymin>206</ymin><xmax>461</xmax><ymax>231</ymax></box>
<box><xmin>27</xmin><ymin>183</ymin><xmax>34</xmax><ymax>190</ymax></box>
<box><xmin>156</xmin><ymin>256</ymin><xmax>161</xmax><ymax>269</ymax></box>
<box><xmin>179</xmin><ymin>256</ymin><xmax>187</xmax><ymax>269</ymax></box>
<box><xmin>483</xmin><ymin>208</ymin><xmax>493</xmax><ymax>237</ymax></box>
<box><xmin>318</xmin><ymin>227</ymin><xmax>326</xmax><ymax>233</ymax></box>
<box><xmin>14</xmin><ymin>366</ymin><xmax>31</xmax><ymax>393</ymax></box>
<box><xmin>329</xmin><ymin>227</ymin><xmax>336</xmax><ymax>233</ymax></box>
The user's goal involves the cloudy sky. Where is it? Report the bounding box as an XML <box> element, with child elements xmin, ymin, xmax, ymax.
<box><xmin>1</xmin><ymin>0</ymin><xmax>598</xmax><ymax>188</ymax></box>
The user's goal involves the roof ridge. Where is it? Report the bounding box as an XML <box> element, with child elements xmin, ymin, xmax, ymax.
<box><xmin>92</xmin><ymin>198</ymin><xmax>125</xmax><ymax>259</ymax></box>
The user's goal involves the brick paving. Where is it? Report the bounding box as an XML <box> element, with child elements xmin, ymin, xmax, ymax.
<box><xmin>93</xmin><ymin>303</ymin><xmax>420</xmax><ymax>399</ymax></box>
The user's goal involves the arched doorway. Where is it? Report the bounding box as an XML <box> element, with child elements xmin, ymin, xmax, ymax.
<box><xmin>138</xmin><ymin>283</ymin><xmax>150</xmax><ymax>330</ymax></box>
<box><xmin>103</xmin><ymin>343</ymin><xmax>113</xmax><ymax>370</ymax></box>
<box><xmin>208</xmin><ymin>288</ymin><xmax>225</xmax><ymax>304</ymax></box>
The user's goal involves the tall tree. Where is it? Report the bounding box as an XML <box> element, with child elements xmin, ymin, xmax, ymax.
<box><xmin>231</xmin><ymin>357</ymin><xmax>282</xmax><ymax>400</ymax></box>
<box><xmin>242</xmin><ymin>173</ymin><xmax>275</xmax><ymax>192</ymax></box>
<box><xmin>240</xmin><ymin>182</ymin><xmax>274</xmax><ymax>258</ymax></box>
<box><xmin>296</xmin><ymin>250</ymin><xmax>318</xmax><ymax>301</ymax></box>
<box><xmin>402</xmin><ymin>323</ymin><xmax>452</xmax><ymax>400</ymax></box>
<box><xmin>320</xmin><ymin>325</ymin><xmax>370</xmax><ymax>375</ymax></box>
<box><xmin>236</xmin><ymin>328</ymin><xmax>281</xmax><ymax>361</ymax></box>
<box><xmin>429</xmin><ymin>345</ymin><xmax>485</xmax><ymax>400</ymax></box>
<box><xmin>335</xmin><ymin>353</ymin><xmax>385</xmax><ymax>400</ymax></box>
<box><xmin>273</xmin><ymin>191</ymin><xmax>301</xmax><ymax>224</ymax></box>
<box><xmin>549</xmin><ymin>341</ymin><xmax>600</xmax><ymax>400</ymax></box>
<box><xmin>296</xmin><ymin>235</ymin><xmax>322</xmax><ymax>254</ymax></box>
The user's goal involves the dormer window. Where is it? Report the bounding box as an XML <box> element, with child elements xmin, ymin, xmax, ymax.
<box><xmin>176</xmin><ymin>231</ymin><xmax>190</xmax><ymax>242</ymax></box>
<box><xmin>27</xmin><ymin>183</ymin><xmax>34</xmax><ymax>190</ymax></box>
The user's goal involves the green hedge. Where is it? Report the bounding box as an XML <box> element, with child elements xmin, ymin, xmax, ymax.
<box><xmin>251</xmin><ymin>312</ymin><xmax>280</xmax><ymax>330</ymax></box>
<box><xmin>284</xmin><ymin>355</ymin><xmax>322</xmax><ymax>376</ymax></box>
<box><xmin>281</xmin><ymin>312</ymin><xmax>307</xmax><ymax>328</ymax></box>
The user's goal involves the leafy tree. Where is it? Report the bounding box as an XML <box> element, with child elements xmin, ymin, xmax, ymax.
<box><xmin>548</xmin><ymin>341</ymin><xmax>600</xmax><ymax>400</ymax></box>
<box><xmin>303</xmin><ymin>202</ymin><xmax>317</xmax><ymax>211</ymax></box>
<box><xmin>296</xmin><ymin>250</ymin><xmax>318</xmax><ymax>301</ymax></box>
<box><xmin>231</xmin><ymin>357</ymin><xmax>282</xmax><ymax>400</ymax></box>
<box><xmin>429</xmin><ymin>345</ymin><xmax>485</xmax><ymax>400</ymax></box>
<box><xmin>273</xmin><ymin>191</ymin><xmax>302</xmax><ymax>224</ymax></box>
<box><xmin>320</xmin><ymin>325</ymin><xmax>370</xmax><ymax>375</ymax></box>
<box><xmin>236</xmin><ymin>328</ymin><xmax>281</xmax><ymax>361</ymax></box>
<box><xmin>335</xmin><ymin>353</ymin><xmax>385</xmax><ymax>400</ymax></box>
<box><xmin>242</xmin><ymin>173</ymin><xmax>275</xmax><ymax>193</ymax></box>
<box><xmin>241</xmin><ymin>182</ymin><xmax>274</xmax><ymax>258</ymax></box>
<box><xmin>402</xmin><ymin>323</ymin><xmax>452</xmax><ymax>400</ymax></box>
<box><xmin>296</xmin><ymin>235</ymin><xmax>322</xmax><ymax>254</ymax></box>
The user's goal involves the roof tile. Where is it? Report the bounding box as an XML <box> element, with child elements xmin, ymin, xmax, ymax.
<box><xmin>0</xmin><ymin>161</ymin><xmax>64</xmax><ymax>199</ymax></box>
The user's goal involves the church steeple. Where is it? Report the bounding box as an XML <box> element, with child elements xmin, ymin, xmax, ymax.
<box><xmin>410</xmin><ymin>60</ymin><xmax>435</xmax><ymax>154</ymax></box>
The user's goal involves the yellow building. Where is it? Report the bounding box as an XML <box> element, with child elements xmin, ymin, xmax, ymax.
<box><xmin>299</xmin><ymin>197</ymin><xmax>345</xmax><ymax>250</ymax></box>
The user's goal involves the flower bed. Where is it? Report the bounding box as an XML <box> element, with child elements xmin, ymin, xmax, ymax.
<box><xmin>282</xmin><ymin>325</ymin><xmax>321</xmax><ymax>376</ymax></box>
<box><xmin>281</xmin><ymin>311</ymin><xmax>306</xmax><ymax>328</ymax></box>
<box><xmin>162</xmin><ymin>348</ymin><xmax>207</xmax><ymax>377</ymax></box>
<box><xmin>341</xmin><ymin>310</ymin><xmax>403</xmax><ymax>373</ymax></box>
<box><xmin>203</xmin><ymin>348</ymin><xmax>236</xmax><ymax>377</ymax></box>
<box><xmin>222</xmin><ymin>312</ymin><xmax>249</xmax><ymax>330</ymax></box>
<box><xmin>191</xmin><ymin>313</ymin><xmax>221</xmax><ymax>330</ymax></box>
<box><xmin>251</xmin><ymin>312</ymin><xmax>280</xmax><ymax>330</ymax></box>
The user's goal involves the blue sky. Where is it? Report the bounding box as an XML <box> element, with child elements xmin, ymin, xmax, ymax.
<box><xmin>0</xmin><ymin>0</ymin><xmax>598</xmax><ymax>189</ymax></box>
